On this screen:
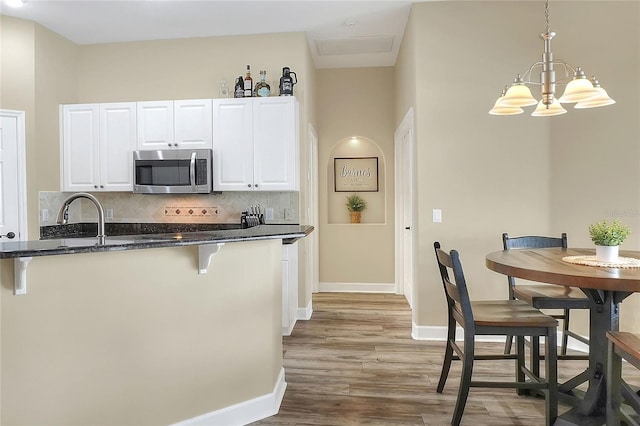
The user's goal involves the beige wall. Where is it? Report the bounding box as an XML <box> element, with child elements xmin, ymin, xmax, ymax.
<box><xmin>317</xmin><ymin>67</ymin><xmax>396</xmax><ymax>285</ymax></box>
<box><xmin>549</xmin><ymin>1</ymin><xmax>640</xmax><ymax>332</ymax></box>
<box><xmin>397</xmin><ymin>1</ymin><xmax>640</xmax><ymax>333</ymax></box>
<box><xmin>1</xmin><ymin>240</ymin><xmax>282</xmax><ymax>424</ymax></box>
<box><xmin>1</xmin><ymin>16</ymin><xmax>79</xmax><ymax>237</ymax></box>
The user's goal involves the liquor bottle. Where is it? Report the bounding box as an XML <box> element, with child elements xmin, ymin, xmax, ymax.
<box><xmin>243</xmin><ymin>65</ymin><xmax>253</xmax><ymax>97</ymax></box>
<box><xmin>255</xmin><ymin>70</ymin><xmax>271</xmax><ymax>97</ymax></box>
<box><xmin>234</xmin><ymin>76</ymin><xmax>244</xmax><ymax>98</ymax></box>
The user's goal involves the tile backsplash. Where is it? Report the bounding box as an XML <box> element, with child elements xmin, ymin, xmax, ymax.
<box><xmin>39</xmin><ymin>191</ymin><xmax>299</xmax><ymax>226</ymax></box>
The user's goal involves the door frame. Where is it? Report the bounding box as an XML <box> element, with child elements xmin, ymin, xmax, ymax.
<box><xmin>307</xmin><ymin>123</ymin><xmax>319</xmax><ymax>294</ymax></box>
<box><xmin>394</xmin><ymin>108</ymin><xmax>415</xmax><ymax>307</ymax></box>
<box><xmin>0</xmin><ymin>109</ymin><xmax>28</xmax><ymax>241</ymax></box>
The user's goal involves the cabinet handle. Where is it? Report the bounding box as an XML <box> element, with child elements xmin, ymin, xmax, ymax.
<box><xmin>100</xmin><ymin>185</ymin><xmax>104</xmax><ymax>189</ymax></box>
<box><xmin>254</xmin><ymin>184</ymin><xmax>258</xmax><ymax>188</ymax></box>
<box><xmin>167</xmin><ymin>143</ymin><xmax>172</xmax><ymax>147</ymax></box>
<box><xmin>247</xmin><ymin>184</ymin><xmax>251</xmax><ymax>188</ymax></box>
<box><xmin>94</xmin><ymin>185</ymin><xmax>98</xmax><ymax>189</ymax></box>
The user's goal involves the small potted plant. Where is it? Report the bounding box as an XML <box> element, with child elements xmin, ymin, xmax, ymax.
<box><xmin>346</xmin><ymin>194</ymin><xmax>367</xmax><ymax>223</ymax></box>
<box><xmin>588</xmin><ymin>219</ymin><xmax>631</xmax><ymax>262</ymax></box>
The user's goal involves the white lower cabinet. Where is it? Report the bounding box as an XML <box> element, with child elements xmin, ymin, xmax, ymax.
<box><xmin>282</xmin><ymin>242</ymin><xmax>299</xmax><ymax>336</ymax></box>
<box><xmin>61</xmin><ymin>103</ymin><xmax>136</xmax><ymax>192</ymax></box>
<box><xmin>213</xmin><ymin>97</ymin><xmax>298</xmax><ymax>191</ymax></box>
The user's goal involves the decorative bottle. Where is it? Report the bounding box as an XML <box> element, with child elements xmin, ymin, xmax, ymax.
<box><xmin>219</xmin><ymin>79</ymin><xmax>229</xmax><ymax>98</ymax></box>
<box><xmin>243</xmin><ymin>65</ymin><xmax>253</xmax><ymax>97</ymax></box>
<box><xmin>255</xmin><ymin>70</ymin><xmax>271</xmax><ymax>97</ymax></box>
<box><xmin>234</xmin><ymin>76</ymin><xmax>244</xmax><ymax>98</ymax></box>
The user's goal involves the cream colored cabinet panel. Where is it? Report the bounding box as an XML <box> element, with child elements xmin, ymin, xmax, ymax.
<box><xmin>137</xmin><ymin>100</ymin><xmax>212</xmax><ymax>150</ymax></box>
<box><xmin>212</xmin><ymin>99</ymin><xmax>254</xmax><ymax>191</ymax></box>
<box><xmin>212</xmin><ymin>97</ymin><xmax>298</xmax><ymax>191</ymax></box>
<box><xmin>174</xmin><ymin>99</ymin><xmax>213</xmax><ymax>149</ymax></box>
<box><xmin>61</xmin><ymin>103</ymin><xmax>136</xmax><ymax>192</ymax></box>
<box><xmin>254</xmin><ymin>97</ymin><xmax>298</xmax><ymax>191</ymax></box>
<box><xmin>99</xmin><ymin>103</ymin><xmax>137</xmax><ymax>191</ymax></box>
<box><xmin>136</xmin><ymin>101</ymin><xmax>174</xmax><ymax>149</ymax></box>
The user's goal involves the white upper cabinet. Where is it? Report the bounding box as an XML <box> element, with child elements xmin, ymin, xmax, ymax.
<box><xmin>213</xmin><ymin>97</ymin><xmax>298</xmax><ymax>191</ymax></box>
<box><xmin>61</xmin><ymin>103</ymin><xmax>136</xmax><ymax>192</ymax></box>
<box><xmin>137</xmin><ymin>99</ymin><xmax>212</xmax><ymax>150</ymax></box>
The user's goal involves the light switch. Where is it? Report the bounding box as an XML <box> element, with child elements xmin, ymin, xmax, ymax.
<box><xmin>433</xmin><ymin>209</ymin><xmax>442</xmax><ymax>223</ymax></box>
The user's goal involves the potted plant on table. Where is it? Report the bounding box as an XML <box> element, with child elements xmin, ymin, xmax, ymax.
<box><xmin>346</xmin><ymin>194</ymin><xmax>367</xmax><ymax>223</ymax></box>
<box><xmin>588</xmin><ymin>219</ymin><xmax>631</xmax><ymax>262</ymax></box>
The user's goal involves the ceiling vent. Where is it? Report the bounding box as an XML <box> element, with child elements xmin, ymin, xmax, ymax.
<box><xmin>315</xmin><ymin>36</ymin><xmax>394</xmax><ymax>56</ymax></box>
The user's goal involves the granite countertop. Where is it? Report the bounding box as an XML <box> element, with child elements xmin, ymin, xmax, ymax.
<box><xmin>0</xmin><ymin>224</ymin><xmax>313</xmax><ymax>259</ymax></box>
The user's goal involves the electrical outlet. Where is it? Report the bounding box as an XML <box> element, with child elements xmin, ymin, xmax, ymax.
<box><xmin>106</xmin><ymin>208</ymin><xmax>114</xmax><ymax>220</ymax></box>
<box><xmin>266</xmin><ymin>208</ymin><xmax>274</xmax><ymax>221</ymax></box>
<box><xmin>41</xmin><ymin>209</ymin><xmax>49</xmax><ymax>223</ymax></box>
<box><xmin>284</xmin><ymin>208</ymin><xmax>293</xmax><ymax>220</ymax></box>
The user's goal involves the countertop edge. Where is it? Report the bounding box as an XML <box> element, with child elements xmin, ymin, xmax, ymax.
<box><xmin>0</xmin><ymin>225</ymin><xmax>314</xmax><ymax>259</ymax></box>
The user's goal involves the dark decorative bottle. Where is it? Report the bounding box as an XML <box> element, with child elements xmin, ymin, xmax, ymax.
<box><xmin>255</xmin><ymin>70</ymin><xmax>271</xmax><ymax>97</ymax></box>
<box><xmin>234</xmin><ymin>76</ymin><xmax>244</xmax><ymax>98</ymax></box>
<box><xmin>279</xmin><ymin>67</ymin><xmax>297</xmax><ymax>96</ymax></box>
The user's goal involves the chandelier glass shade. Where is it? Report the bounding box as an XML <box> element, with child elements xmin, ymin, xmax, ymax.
<box><xmin>489</xmin><ymin>0</ymin><xmax>615</xmax><ymax>117</ymax></box>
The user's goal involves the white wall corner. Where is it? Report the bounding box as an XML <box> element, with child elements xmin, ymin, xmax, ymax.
<box><xmin>172</xmin><ymin>368</ymin><xmax>286</xmax><ymax>426</ymax></box>
<box><xmin>297</xmin><ymin>299</ymin><xmax>313</xmax><ymax>320</ymax></box>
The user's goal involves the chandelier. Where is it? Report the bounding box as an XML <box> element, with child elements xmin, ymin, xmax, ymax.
<box><xmin>489</xmin><ymin>0</ymin><xmax>615</xmax><ymax>117</ymax></box>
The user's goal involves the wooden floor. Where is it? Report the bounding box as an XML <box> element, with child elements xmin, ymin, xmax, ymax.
<box><xmin>251</xmin><ymin>292</ymin><xmax>640</xmax><ymax>426</ymax></box>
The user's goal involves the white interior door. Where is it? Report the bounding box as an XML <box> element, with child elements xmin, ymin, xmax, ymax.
<box><xmin>394</xmin><ymin>109</ymin><xmax>414</xmax><ymax>308</ymax></box>
<box><xmin>0</xmin><ymin>110</ymin><xmax>27</xmax><ymax>241</ymax></box>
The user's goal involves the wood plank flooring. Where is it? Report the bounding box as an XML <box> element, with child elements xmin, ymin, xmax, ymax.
<box><xmin>251</xmin><ymin>293</ymin><xmax>637</xmax><ymax>425</ymax></box>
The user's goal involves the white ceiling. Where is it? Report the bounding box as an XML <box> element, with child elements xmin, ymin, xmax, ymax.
<box><xmin>0</xmin><ymin>0</ymin><xmax>416</xmax><ymax>68</ymax></box>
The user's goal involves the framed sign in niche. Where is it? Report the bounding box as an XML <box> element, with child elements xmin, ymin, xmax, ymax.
<box><xmin>334</xmin><ymin>157</ymin><xmax>379</xmax><ymax>192</ymax></box>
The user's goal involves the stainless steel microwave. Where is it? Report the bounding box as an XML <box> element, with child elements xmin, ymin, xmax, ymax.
<box><xmin>133</xmin><ymin>149</ymin><xmax>212</xmax><ymax>194</ymax></box>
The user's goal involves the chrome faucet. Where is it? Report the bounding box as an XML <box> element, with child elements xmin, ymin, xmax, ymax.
<box><xmin>57</xmin><ymin>192</ymin><xmax>106</xmax><ymax>239</ymax></box>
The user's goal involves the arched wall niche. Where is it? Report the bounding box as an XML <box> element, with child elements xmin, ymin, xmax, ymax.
<box><xmin>327</xmin><ymin>136</ymin><xmax>386</xmax><ymax>224</ymax></box>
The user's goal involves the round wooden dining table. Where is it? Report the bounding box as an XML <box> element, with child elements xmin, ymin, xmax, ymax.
<box><xmin>486</xmin><ymin>247</ymin><xmax>640</xmax><ymax>426</ymax></box>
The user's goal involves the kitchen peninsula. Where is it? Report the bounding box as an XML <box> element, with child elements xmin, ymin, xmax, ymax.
<box><xmin>0</xmin><ymin>225</ymin><xmax>312</xmax><ymax>425</ymax></box>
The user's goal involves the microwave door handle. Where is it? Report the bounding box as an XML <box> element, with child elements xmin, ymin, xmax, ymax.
<box><xmin>189</xmin><ymin>152</ymin><xmax>197</xmax><ymax>192</ymax></box>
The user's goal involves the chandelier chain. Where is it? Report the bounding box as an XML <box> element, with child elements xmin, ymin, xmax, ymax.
<box><xmin>545</xmin><ymin>0</ymin><xmax>550</xmax><ymax>34</ymax></box>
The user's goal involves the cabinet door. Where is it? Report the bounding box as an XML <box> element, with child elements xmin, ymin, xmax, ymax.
<box><xmin>61</xmin><ymin>104</ymin><xmax>100</xmax><ymax>191</ymax></box>
<box><xmin>99</xmin><ymin>103</ymin><xmax>136</xmax><ymax>191</ymax></box>
<box><xmin>212</xmin><ymin>99</ymin><xmax>254</xmax><ymax>191</ymax></box>
<box><xmin>174</xmin><ymin>99</ymin><xmax>213</xmax><ymax>149</ymax></box>
<box><xmin>136</xmin><ymin>101</ymin><xmax>174</xmax><ymax>150</ymax></box>
<box><xmin>253</xmin><ymin>97</ymin><xmax>298</xmax><ymax>191</ymax></box>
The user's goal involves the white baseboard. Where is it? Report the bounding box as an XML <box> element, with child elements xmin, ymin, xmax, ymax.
<box><xmin>411</xmin><ymin>323</ymin><xmax>589</xmax><ymax>353</ymax></box>
<box><xmin>282</xmin><ymin>319</ymin><xmax>297</xmax><ymax>336</ymax></box>
<box><xmin>318</xmin><ymin>282</ymin><xmax>396</xmax><ymax>293</ymax></box>
<box><xmin>172</xmin><ymin>367</ymin><xmax>286</xmax><ymax>426</ymax></box>
<box><xmin>297</xmin><ymin>299</ymin><xmax>313</xmax><ymax>320</ymax></box>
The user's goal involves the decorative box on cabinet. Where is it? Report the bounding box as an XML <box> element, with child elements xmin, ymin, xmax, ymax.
<box><xmin>282</xmin><ymin>242</ymin><xmax>299</xmax><ymax>336</ymax></box>
<box><xmin>213</xmin><ymin>97</ymin><xmax>298</xmax><ymax>191</ymax></box>
<box><xmin>137</xmin><ymin>99</ymin><xmax>213</xmax><ymax>150</ymax></box>
<box><xmin>60</xmin><ymin>103</ymin><xmax>136</xmax><ymax>192</ymax></box>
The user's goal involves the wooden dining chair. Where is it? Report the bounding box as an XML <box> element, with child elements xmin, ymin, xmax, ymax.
<box><xmin>606</xmin><ymin>331</ymin><xmax>640</xmax><ymax>425</ymax></box>
<box><xmin>502</xmin><ymin>233</ymin><xmax>590</xmax><ymax>361</ymax></box>
<box><xmin>434</xmin><ymin>242</ymin><xmax>558</xmax><ymax>426</ymax></box>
